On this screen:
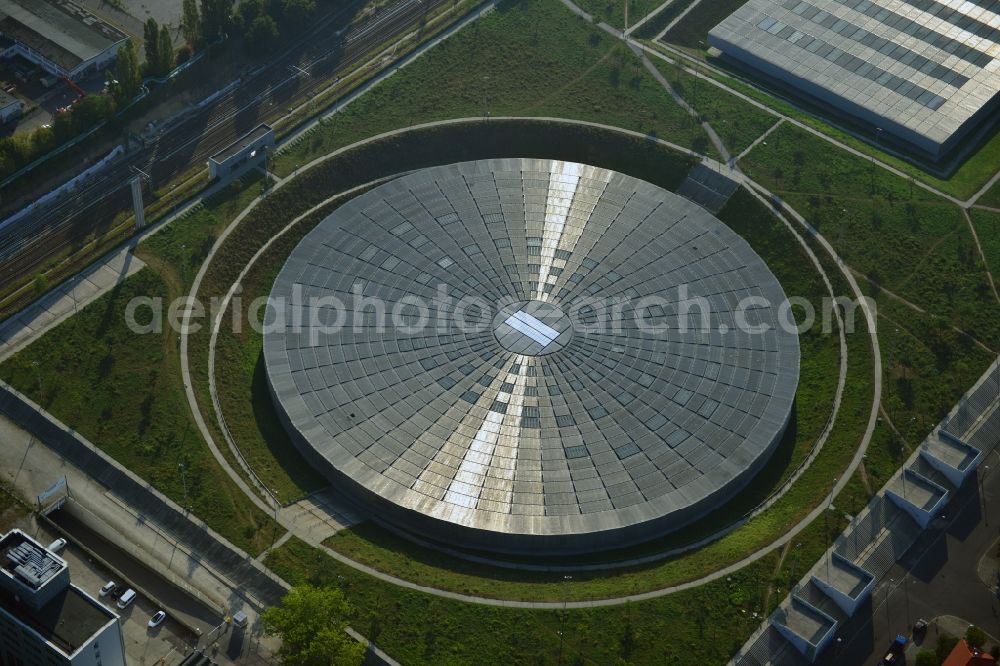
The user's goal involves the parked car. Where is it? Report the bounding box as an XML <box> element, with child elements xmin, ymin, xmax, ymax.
<box><xmin>109</xmin><ymin>584</ymin><xmax>124</xmax><ymax>599</ymax></box>
<box><xmin>117</xmin><ymin>588</ymin><xmax>136</xmax><ymax>609</ymax></box>
<box><xmin>47</xmin><ymin>538</ymin><xmax>66</xmax><ymax>554</ymax></box>
<box><xmin>913</xmin><ymin>618</ymin><xmax>929</xmax><ymax>639</ymax></box>
<box><xmin>148</xmin><ymin>610</ymin><xmax>167</xmax><ymax>628</ymax></box>
<box><xmin>879</xmin><ymin>635</ymin><xmax>908</xmax><ymax>665</ymax></box>
<box><xmin>99</xmin><ymin>581</ymin><xmax>116</xmax><ymax>597</ymax></box>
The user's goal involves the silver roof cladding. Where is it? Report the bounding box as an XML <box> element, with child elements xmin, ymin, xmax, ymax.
<box><xmin>264</xmin><ymin>159</ymin><xmax>800</xmax><ymax>555</ymax></box>
<box><xmin>709</xmin><ymin>0</ymin><xmax>1000</xmax><ymax>159</ymax></box>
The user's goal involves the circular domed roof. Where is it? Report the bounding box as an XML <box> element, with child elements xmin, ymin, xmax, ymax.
<box><xmin>264</xmin><ymin>159</ymin><xmax>799</xmax><ymax>554</ymax></box>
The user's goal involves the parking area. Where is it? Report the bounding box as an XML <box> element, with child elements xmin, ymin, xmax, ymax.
<box><xmin>30</xmin><ymin>516</ymin><xmax>196</xmax><ymax>664</ymax></box>
<box><xmin>0</xmin><ymin>57</ymin><xmax>113</xmax><ymax>136</ymax></box>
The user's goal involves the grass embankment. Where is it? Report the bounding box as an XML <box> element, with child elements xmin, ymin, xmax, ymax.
<box><xmin>740</xmin><ymin>123</ymin><xmax>1000</xmax><ymax>351</ymax></box>
<box><xmin>268</xmin><ymin>514</ymin><xmax>845</xmax><ymax>666</ymax></box>
<box><xmin>650</xmin><ymin>57</ymin><xmax>779</xmax><ymax>157</ymax></box>
<box><xmin>0</xmin><ymin>175</ymin><xmax>279</xmax><ymax>555</ymax></box>
<box><xmin>740</xmin><ymin>122</ymin><xmax>999</xmax><ymax>513</ymax></box>
<box><xmin>274</xmin><ymin>0</ymin><xmax>714</xmax><ymax>175</ymax></box>
<box><xmin>970</xmin><ymin>209</ymin><xmax>1000</xmax><ymax>282</ymax></box>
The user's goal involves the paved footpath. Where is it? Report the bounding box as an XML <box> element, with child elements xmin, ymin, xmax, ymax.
<box><xmin>0</xmin><ymin>248</ymin><xmax>145</xmax><ymax>362</ymax></box>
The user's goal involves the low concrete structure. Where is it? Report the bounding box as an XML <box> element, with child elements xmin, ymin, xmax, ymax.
<box><xmin>772</xmin><ymin>596</ymin><xmax>838</xmax><ymax>662</ymax></box>
<box><xmin>920</xmin><ymin>429</ymin><xmax>983</xmax><ymax>489</ymax></box>
<box><xmin>885</xmin><ymin>469</ymin><xmax>949</xmax><ymax>529</ymax></box>
<box><xmin>810</xmin><ymin>553</ymin><xmax>875</xmax><ymax>617</ymax></box>
<box><xmin>208</xmin><ymin>124</ymin><xmax>275</xmax><ymax>179</ymax></box>
<box><xmin>0</xmin><ymin>0</ymin><xmax>127</xmax><ymax>80</ymax></box>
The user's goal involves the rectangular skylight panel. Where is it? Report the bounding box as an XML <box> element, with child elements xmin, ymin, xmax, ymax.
<box><xmin>507</xmin><ymin>311</ymin><xmax>559</xmax><ymax>346</ymax></box>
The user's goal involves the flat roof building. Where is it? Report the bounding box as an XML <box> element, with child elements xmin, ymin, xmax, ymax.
<box><xmin>208</xmin><ymin>124</ymin><xmax>276</xmax><ymax>180</ymax></box>
<box><xmin>0</xmin><ymin>530</ymin><xmax>125</xmax><ymax>666</ymax></box>
<box><xmin>709</xmin><ymin>0</ymin><xmax>1000</xmax><ymax>160</ymax></box>
<box><xmin>0</xmin><ymin>0</ymin><xmax>127</xmax><ymax>80</ymax></box>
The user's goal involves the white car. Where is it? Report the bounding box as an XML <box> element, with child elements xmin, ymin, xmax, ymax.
<box><xmin>47</xmin><ymin>538</ymin><xmax>66</xmax><ymax>554</ymax></box>
<box><xmin>99</xmin><ymin>581</ymin><xmax>116</xmax><ymax>597</ymax></box>
<box><xmin>148</xmin><ymin>611</ymin><xmax>167</xmax><ymax>628</ymax></box>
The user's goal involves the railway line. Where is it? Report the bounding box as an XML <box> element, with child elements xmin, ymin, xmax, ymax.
<box><xmin>0</xmin><ymin>0</ymin><xmax>443</xmax><ymax>310</ymax></box>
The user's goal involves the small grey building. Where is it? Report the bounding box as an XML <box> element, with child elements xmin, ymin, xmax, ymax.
<box><xmin>208</xmin><ymin>124</ymin><xmax>276</xmax><ymax>180</ymax></box>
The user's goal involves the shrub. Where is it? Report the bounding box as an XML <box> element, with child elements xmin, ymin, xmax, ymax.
<box><xmin>915</xmin><ymin>648</ymin><xmax>939</xmax><ymax>666</ymax></box>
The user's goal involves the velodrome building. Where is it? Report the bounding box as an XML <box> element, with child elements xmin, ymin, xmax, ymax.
<box><xmin>265</xmin><ymin>159</ymin><xmax>800</xmax><ymax>555</ymax></box>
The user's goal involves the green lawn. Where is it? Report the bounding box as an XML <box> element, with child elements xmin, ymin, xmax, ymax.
<box><xmin>650</xmin><ymin>56</ymin><xmax>779</xmax><ymax>156</ymax></box>
<box><xmin>970</xmin><ymin>209</ymin><xmax>1000</xmax><ymax>282</ymax></box>
<box><xmin>740</xmin><ymin>123</ymin><xmax>1000</xmax><ymax>351</ymax></box>
<box><xmin>977</xmin><ymin>180</ymin><xmax>1000</xmax><ymax>209</ymax></box>
<box><xmin>268</xmin><ymin>516</ymin><xmax>844</xmax><ymax>666</ymax></box>
<box><xmin>275</xmin><ymin>0</ymin><xmax>712</xmax><ymax>175</ymax></box>
<box><xmin>0</xmin><ymin>270</ymin><xmax>277</xmax><ymax>554</ymax></box>
<box><xmin>573</xmin><ymin>0</ymin><xmax>665</xmax><ymax>30</ymax></box>
<box><xmin>0</xmin><ymin>484</ymin><xmax>27</xmax><ymax>533</ymax></box>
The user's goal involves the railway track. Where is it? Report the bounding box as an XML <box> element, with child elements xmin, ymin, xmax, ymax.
<box><xmin>0</xmin><ymin>0</ymin><xmax>443</xmax><ymax>308</ymax></box>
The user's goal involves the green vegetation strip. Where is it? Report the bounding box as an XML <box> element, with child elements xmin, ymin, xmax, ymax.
<box><xmin>740</xmin><ymin>123</ymin><xmax>1000</xmax><ymax>351</ymax></box>
<box><xmin>267</xmin><ymin>515</ymin><xmax>845</xmax><ymax>665</ymax></box>
<box><xmin>274</xmin><ymin>0</ymin><xmax>714</xmax><ymax>175</ymax></box>
<box><xmin>649</xmin><ymin>56</ymin><xmax>779</xmax><ymax>157</ymax></box>
<box><xmin>660</xmin><ymin>0</ymin><xmax>745</xmax><ymax>49</ymax></box>
<box><xmin>633</xmin><ymin>0</ymin><xmax>696</xmax><ymax>40</ymax></box>
<box><xmin>0</xmin><ymin>176</ymin><xmax>279</xmax><ymax>555</ymax></box>
<box><xmin>573</xmin><ymin>0</ymin><xmax>666</xmax><ymax>30</ymax></box>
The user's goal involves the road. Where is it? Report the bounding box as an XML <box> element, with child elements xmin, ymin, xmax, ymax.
<box><xmin>48</xmin><ymin>507</ymin><xmax>223</xmax><ymax>636</ymax></box>
<box><xmin>0</xmin><ymin>0</ymin><xmax>444</xmax><ymax>312</ymax></box>
<box><xmin>814</xmin><ymin>454</ymin><xmax>1000</xmax><ymax>666</ymax></box>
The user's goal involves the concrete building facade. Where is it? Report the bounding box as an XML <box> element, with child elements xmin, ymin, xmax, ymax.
<box><xmin>0</xmin><ymin>0</ymin><xmax>127</xmax><ymax>81</ymax></box>
<box><xmin>0</xmin><ymin>530</ymin><xmax>125</xmax><ymax>666</ymax></box>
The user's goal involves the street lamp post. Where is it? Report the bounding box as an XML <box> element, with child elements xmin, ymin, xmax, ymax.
<box><xmin>558</xmin><ymin>574</ymin><xmax>572</xmax><ymax>665</ymax></box>
<box><xmin>31</xmin><ymin>360</ymin><xmax>41</xmax><ymax>401</ymax></box>
<box><xmin>871</xmin><ymin>127</ymin><xmax>883</xmax><ymax>194</ymax></box>
<box><xmin>178</xmin><ymin>462</ymin><xmax>188</xmax><ymax>510</ymax></box>
<box><xmin>886</xmin><ymin>577</ymin><xmax>893</xmax><ymax>629</ymax></box>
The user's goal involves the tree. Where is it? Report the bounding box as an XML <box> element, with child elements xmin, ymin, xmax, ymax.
<box><xmin>937</xmin><ymin>633</ymin><xmax>959</xmax><ymax>663</ymax></box>
<box><xmin>113</xmin><ymin>40</ymin><xmax>142</xmax><ymax>104</ymax></box>
<box><xmin>914</xmin><ymin>649</ymin><xmax>939</xmax><ymax>666</ymax></box>
<box><xmin>966</xmin><ymin>626</ymin><xmax>987</xmax><ymax>651</ymax></box>
<box><xmin>32</xmin><ymin>274</ymin><xmax>48</xmax><ymax>297</ymax></box>
<box><xmin>262</xmin><ymin>585</ymin><xmax>364</xmax><ymax>666</ymax></box>
<box><xmin>201</xmin><ymin>0</ymin><xmax>235</xmax><ymax>39</ymax></box>
<box><xmin>157</xmin><ymin>26</ymin><xmax>174</xmax><ymax>74</ymax></box>
<box><xmin>182</xmin><ymin>0</ymin><xmax>201</xmax><ymax>46</ymax></box>
<box><xmin>282</xmin><ymin>0</ymin><xmax>315</xmax><ymax>33</ymax></box>
<box><xmin>143</xmin><ymin>19</ymin><xmax>161</xmax><ymax>74</ymax></box>
<box><xmin>246</xmin><ymin>14</ymin><xmax>279</xmax><ymax>53</ymax></box>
